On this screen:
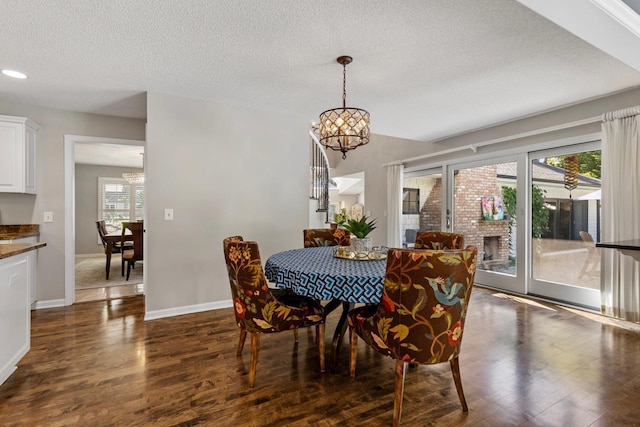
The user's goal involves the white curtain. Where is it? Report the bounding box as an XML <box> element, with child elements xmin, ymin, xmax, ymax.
<box><xmin>386</xmin><ymin>163</ymin><xmax>404</xmax><ymax>248</ymax></box>
<box><xmin>601</xmin><ymin>106</ymin><xmax>640</xmax><ymax>323</ymax></box>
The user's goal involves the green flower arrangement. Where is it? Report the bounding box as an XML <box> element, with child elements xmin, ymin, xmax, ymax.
<box><xmin>343</xmin><ymin>215</ymin><xmax>377</xmax><ymax>238</ymax></box>
<box><xmin>333</xmin><ymin>208</ymin><xmax>349</xmax><ymax>227</ymax></box>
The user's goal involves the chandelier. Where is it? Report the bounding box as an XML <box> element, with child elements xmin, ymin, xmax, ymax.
<box><xmin>319</xmin><ymin>56</ymin><xmax>370</xmax><ymax>160</ymax></box>
<box><xmin>122</xmin><ymin>172</ymin><xmax>145</xmax><ymax>184</ymax></box>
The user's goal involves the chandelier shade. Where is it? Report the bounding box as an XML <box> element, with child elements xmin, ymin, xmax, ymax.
<box><xmin>122</xmin><ymin>172</ymin><xmax>145</xmax><ymax>184</ymax></box>
<box><xmin>319</xmin><ymin>56</ymin><xmax>370</xmax><ymax>160</ymax></box>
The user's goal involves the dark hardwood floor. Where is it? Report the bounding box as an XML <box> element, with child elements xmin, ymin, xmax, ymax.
<box><xmin>1</xmin><ymin>287</ymin><xmax>639</xmax><ymax>426</ymax></box>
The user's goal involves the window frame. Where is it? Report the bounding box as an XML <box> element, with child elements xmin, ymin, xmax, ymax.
<box><xmin>402</xmin><ymin>187</ymin><xmax>420</xmax><ymax>214</ymax></box>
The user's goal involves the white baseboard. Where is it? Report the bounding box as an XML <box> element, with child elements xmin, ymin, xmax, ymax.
<box><xmin>33</xmin><ymin>299</ymin><xmax>66</xmax><ymax>310</ymax></box>
<box><xmin>144</xmin><ymin>299</ymin><xmax>233</xmax><ymax>321</ymax></box>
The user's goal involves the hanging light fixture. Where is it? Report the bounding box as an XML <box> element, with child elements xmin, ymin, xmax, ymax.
<box><xmin>563</xmin><ymin>155</ymin><xmax>579</xmax><ymax>198</ymax></box>
<box><xmin>319</xmin><ymin>55</ymin><xmax>370</xmax><ymax>160</ymax></box>
<box><xmin>122</xmin><ymin>172</ymin><xmax>145</xmax><ymax>184</ymax></box>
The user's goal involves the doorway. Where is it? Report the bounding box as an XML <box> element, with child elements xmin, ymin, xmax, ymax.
<box><xmin>64</xmin><ymin>135</ymin><xmax>146</xmax><ymax>306</ymax></box>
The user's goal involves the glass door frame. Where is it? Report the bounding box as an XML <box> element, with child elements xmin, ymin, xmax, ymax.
<box><xmin>527</xmin><ymin>141</ymin><xmax>601</xmax><ymax>309</ymax></box>
<box><xmin>446</xmin><ymin>153</ymin><xmax>528</xmax><ymax>295</ymax></box>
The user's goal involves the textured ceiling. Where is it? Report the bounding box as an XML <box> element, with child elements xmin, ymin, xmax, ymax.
<box><xmin>1</xmin><ymin>0</ymin><xmax>640</xmax><ymax>143</ymax></box>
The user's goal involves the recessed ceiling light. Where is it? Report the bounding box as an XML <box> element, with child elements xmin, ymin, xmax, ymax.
<box><xmin>2</xmin><ymin>69</ymin><xmax>28</xmax><ymax>79</ymax></box>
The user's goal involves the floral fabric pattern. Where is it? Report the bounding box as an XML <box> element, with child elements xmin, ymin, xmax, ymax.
<box><xmin>223</xmin><ymin>237</ymin><xmax>325</xmax><ymax>334</ymax></box>
<box><xmin>303</xmin><ymin>228</ymin><xmax>351</xmax><ymax>247</ymax></box>
<box><xmin>348</xmin><ymin>246</ymin><xmax>477</xmax><ymax>364</ymax></box>
<box><xmin>414</xmin><ymin>231</ymin><xmax>465</xmax><ymax>250</ymax></box>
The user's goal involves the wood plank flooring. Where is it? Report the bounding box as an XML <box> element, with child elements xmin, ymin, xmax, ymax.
<box><xmin>1</xmin><ymin>287</ymin><xmax>639</xmax><ymax>426</ymax></box>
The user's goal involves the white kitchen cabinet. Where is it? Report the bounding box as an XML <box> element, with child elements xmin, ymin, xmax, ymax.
<box><xmin>0</xmin><ymin>115</ymin><xmax>40</xmax><ymax>194</ymax></box>
<box><xmin>0</xmin><ymin>254</ymin><xmax>29</xmax><ymax>386</ymax></box>
<box><xmin>0</xmin><ymin>237</ymin><xmax>39</xmax><ymax>305</ymax></box>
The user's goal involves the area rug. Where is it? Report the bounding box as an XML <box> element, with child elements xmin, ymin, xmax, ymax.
<box><xmin>75</xmin><ymin>254</ymin><xmax>143</xmax><ymax>290</ymax></box>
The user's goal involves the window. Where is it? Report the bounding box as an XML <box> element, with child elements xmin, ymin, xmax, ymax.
<box><xmin>402</xmin><ymin>188</ymin><xmax>420</xmax><ymax>214</ymax></box>
<box><xmin>98</xmin><ymin>177</ymin><xmax>144</xmax><ymax>233</ymax></box>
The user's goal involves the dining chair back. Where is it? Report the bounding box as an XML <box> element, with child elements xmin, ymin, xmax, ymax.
<box><xmin>96</xmin><ymin>220</ymin><xmax>110</xmax><ymax>248</ymax></box>
<box><xmin>223</xmin><ymin>236</ymin><xmax>326</xmax><ymax>387</ymax></box>
<box><xmin>121</xmin><ymin>222</ymin><xmax>144</xmax><ymax>280</ymax></box>
<box><xmin>348</xmin><ymin>246</ymin><xmax>478</xmax><ymax>426</ymax></box>
<box><xmin>303</xmin><ymin>228</ymin><xmax>351</xmax><ymax>247</ymax></box>
<box><xmin>414</xmin><ymin>231</ymin><xmax>465</xmax><ymax>250</ymax></box>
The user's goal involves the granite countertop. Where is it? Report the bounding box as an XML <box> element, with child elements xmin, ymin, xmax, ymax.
<box><xmin>0</xmin><ymin>242</ymin><xmax>46</xmax><ymax>260</ymax></box>
<box><xmin>0</xmin><ymin>224</ymin><xmax>40</xmax><ymax>240</ymax></box>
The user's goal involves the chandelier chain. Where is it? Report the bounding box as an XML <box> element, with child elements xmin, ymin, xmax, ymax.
<box><xmin>342</xmin><ymin>62</ymin><xmax>347</xmax><ymax>109</ymax></box>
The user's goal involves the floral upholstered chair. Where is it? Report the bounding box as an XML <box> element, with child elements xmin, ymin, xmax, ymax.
<box><xmin>414</xmin><ymin>231</ymin><xmax>465</xmax><ymax>250</ymax></box>
<box><xmin>223</xmin><ymin>236</ymin><xmax>326</xmax><ymax>387</ymax></box>
<box><xmin>348</xmin><ymin>246</ymin><xmax>478</xmax><ymax>426</ymax></box>
<box><xmin>303</xmin><ymin>228</ymin><xmax>351</xmax><ymax>247</ymax></box>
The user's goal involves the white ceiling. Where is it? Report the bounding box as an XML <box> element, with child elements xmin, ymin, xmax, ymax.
<box><xmin>2</xmin><ymin>0</ymin><xmax>640</xmax><ymax>146</ymax></box>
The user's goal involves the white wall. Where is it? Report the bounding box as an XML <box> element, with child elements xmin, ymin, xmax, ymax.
<box><xmin>74</xmin><ymin>163</ymin><xmax>144</xmax><ymax>254</ymax></box>
<box><xmin>145</xmin><ymin>92</ymin><xmax>309</xmax><ymax>314</ymax></box>
<box><xmin>0</xmin><ymin>102</ymin><xmax>145</xmax><ymax>303</ymax></box>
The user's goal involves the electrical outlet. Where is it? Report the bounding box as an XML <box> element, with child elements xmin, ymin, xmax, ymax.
<box><xmin>164</xmin><ymin>209</ymin><xmax>174</xmax><ymax>221</ymax></box>
<box><xmin>43</xmin><ymin>212</ymin><xmax>53</xmax><ymax>223</ymax></box>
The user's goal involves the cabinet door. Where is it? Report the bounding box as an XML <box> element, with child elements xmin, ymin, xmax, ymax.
<box><xmin>0</xmin><ymin>121</ymin><xmax>24</xmax><ymax>193</ymax></box>
<box><xmin>25</xmin><ymin>125</ymin><xmax>37</xmax><ymax>194</ymax></box>
<box><xmin>0</xmin><ymin>256</ymin><xmax>29</xmax><ymax>386</ymax></box>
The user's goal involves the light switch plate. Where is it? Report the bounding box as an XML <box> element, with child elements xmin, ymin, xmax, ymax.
<box><xmin>43</xmin><ymin>212</ymin><xmax>53</xmax><ymax>223</ymax></box>
<box><xmin>164</xmin><ymin>209</ymin><xmax>174</xmax><ymax>221</ymax></box>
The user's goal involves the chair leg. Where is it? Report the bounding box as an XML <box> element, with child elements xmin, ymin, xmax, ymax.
<box><xmin>105</xmin><ymin>253</ymin><xmax>111</xmax><ymax>280</ymax></box>
<box><xmin>126</xmin><ymin>261</ymin><xmax>132</xmax><ymax>280</ymax></box>
<box><xmin>349</xmin><ymin>326</ymin><xmax>358</xmax><ymax>378</ymax></box>
<box><xmin>121</xmin><ymin>257</ymin><xmax>125</xmax><ymax>277</ymax></box>
<box><xmin>318</xmin><ymin>323</ymin><xmax>325</xmax><ymax>373</ymax></box>
<box><xmin>393</xmin><ymin>360</ymin><xmax>407</xmax><ymax>427</ymax></box>
<box><xmin>450</xmin><ymin>356</ymin><xmax>468</xmax><ymax>411</ymax></box>
<box><xmin>236</xmin><ymin>329</ymin><xmax>247</xmax><ymax>356</ymax></box>
<box><xmin>249</xmin><ymin>332</ymin><xmax>260</xmax><ymax>387</ymax></box>
<box><xmin>294</xmin><ymin>328</ymin><xmax>299</xmax><ymax>342</ymax></box>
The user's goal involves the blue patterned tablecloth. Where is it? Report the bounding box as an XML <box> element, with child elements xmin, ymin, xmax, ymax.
<box><xmin>264</xmin><ymin>246</ymin><xmax>386</xmax><ymax>304</ymax></box>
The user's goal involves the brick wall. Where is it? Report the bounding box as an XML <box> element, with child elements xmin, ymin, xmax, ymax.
<box><xmin>420</xmin><ymin>178</ymin><xmax>442</xmax><ymax>230</ymax></box>
<box><xmin>418</xmin><ymin>166</ymin><xmax>509</xmax><ymax>263</ymax></box>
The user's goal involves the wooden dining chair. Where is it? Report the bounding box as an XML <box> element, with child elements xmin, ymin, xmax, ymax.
<box><xmin>96</xmin><ymin>220</ymin><xmax>132</xmax><ymax>280</ymax></box>
<box><xmin>121</xmin><ymin>222</ymin><xmax>143</xmax><ymax>280</ymax></box>
<box><xmin>414</xmin><ymin>231</ymin><xmax>465</xmax><ymax>250</ymax></box>
<box><xmin>303</xmin><ymin>228</ymin><xmax>351</xmax><ymax>247</ymax></box>
<box><xmin>348</xmin><ymin>246</ymin><xmax>478</xmax><ymax>426</ymax></box>
<box><xmin>223</xmin><ymin>236</ymin><xmax>326</xmax><ymax>387</ymax></box>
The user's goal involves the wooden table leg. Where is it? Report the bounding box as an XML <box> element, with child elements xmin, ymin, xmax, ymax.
<box><xmin>329</xmin><ymin>301</ymin><xmax>354</xmax><ymax>372</ymax></box>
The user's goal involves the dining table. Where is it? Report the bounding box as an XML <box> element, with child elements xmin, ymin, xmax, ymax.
<box><xmin>264</xmin><ymin>246</ymin><xmax>387</xmax><ymax>371</ymax></box>
<box><xmin>596</xmin><ymin>239</ymin><xmax>640</xmax><ymax>261</ymax></box>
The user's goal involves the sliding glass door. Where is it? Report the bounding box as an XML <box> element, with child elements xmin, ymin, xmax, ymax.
<box><xmin>448</xmin><ymin>155</ymin><xmax>526</xmax><ymax>294</ymax></box>
<box><xmin>528</xmin><ymin>143</ymin><xmax>601</xmax><ymax>308</ymax></box>
<box><xmin>401</xmin><ymin>140</ymin><xmax>601</xmax><ymax>308</ymax></box>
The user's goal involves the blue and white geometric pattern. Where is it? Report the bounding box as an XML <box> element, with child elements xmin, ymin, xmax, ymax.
<box><xmin>264</xmin><ymin>246</ymin><xmax>385</xmax><ymax>304</ymax></box>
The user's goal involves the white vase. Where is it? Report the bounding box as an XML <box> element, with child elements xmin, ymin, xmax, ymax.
<box><xmin>351</xmin><ymin>237</ymin><xmax>372</xmax><ymax>253</ymax></box>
